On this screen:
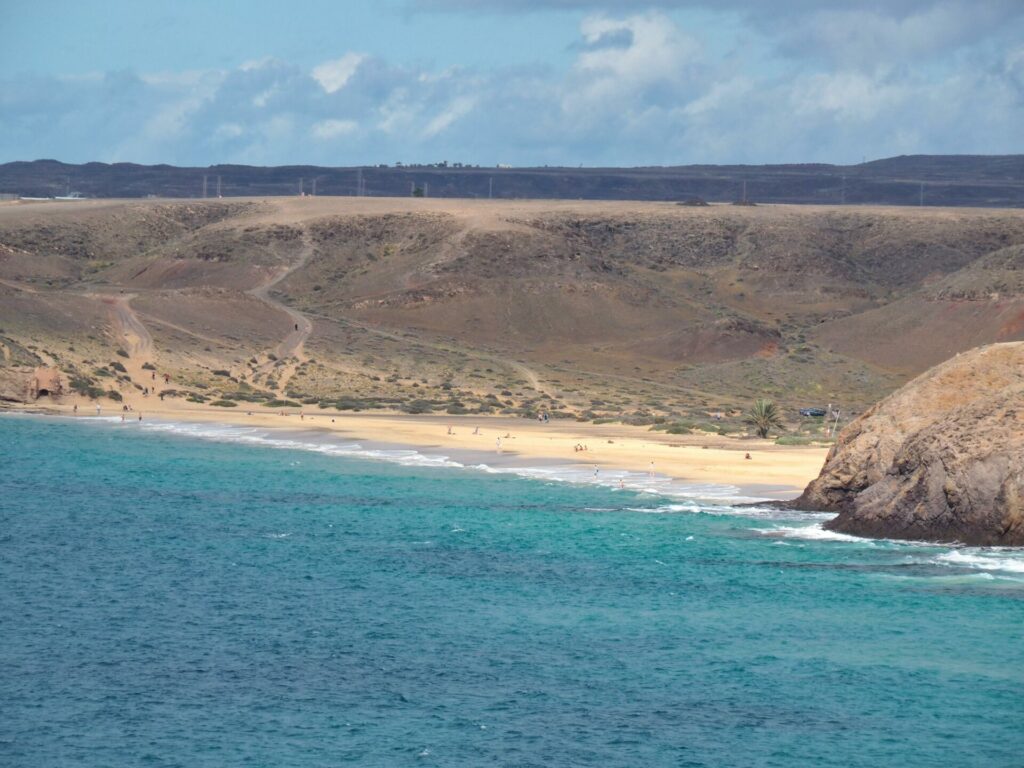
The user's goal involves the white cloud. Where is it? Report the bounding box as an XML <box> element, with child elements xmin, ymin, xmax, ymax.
<box><xmin>789</xmin><ymin>71</ymin><xmax>906</xmax><ymax>121</ymax></box>
<box><xmin>311</xmin><ymin>52</ymin><xmax>366</xmax><ymax>94</ymax></box>
<box><xmin>422</xmin><ymin>96</ymin><xmax>476</xmax><ymax>137</ymax></box>
<box><xmin>775</xmin><ymin>1</ymin><xmax>1021</xmax><ymax>67</ymax></box>
<box><xmin>214</xmin><ymin>123</ymin><xmax>244</xmax><ymax>139</ymax></box>
<box><xmin>1</xmin><ymin>5</ymin><xmax>1021</xmax><ymax>167</ymax></box>
<box><xmin>571</xmin><ymin>12</ymin><xmax>701</xmax><ymax>102</ymax></box>
<box><xmin>311</xmin><ymin>119</ymin><xmax>359</xmax><ymax>139</ymax></box>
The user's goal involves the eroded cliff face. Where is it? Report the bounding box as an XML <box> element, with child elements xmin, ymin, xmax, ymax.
<box><xmin>0</xmin><ymin>367</ymin><xmax>64</xmax><ymax>404</ymax></box>
<box><xmin>794</xmin><ymin>343</ymin><xmax>1024</xmax><ymax>545</ymax></box>
<box><xmin>0</xmin><ymin>368</ymin><xmax>34</xmax><ymax>403</ymax></box>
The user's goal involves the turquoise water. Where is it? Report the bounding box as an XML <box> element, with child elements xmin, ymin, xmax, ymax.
<box><xmin>2</xmin><ymin>416</ymin><xmax>1023</xmax><ymax>767</ymax></box>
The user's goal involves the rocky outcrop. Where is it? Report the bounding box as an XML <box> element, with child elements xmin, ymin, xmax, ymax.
<box><xmin>0</xmin><ymin>366</ymin><xmax>63</xmax><ymax>403</ymax></box>
<box><xmin>0</xmin><ymin>367</ymin><xmax>34</xmax><ymax>403</ymax></box>
<box><xmin>794</xmin><ymin>343</ymin><xmax>1024</xmax><ymax>545</ymax></box>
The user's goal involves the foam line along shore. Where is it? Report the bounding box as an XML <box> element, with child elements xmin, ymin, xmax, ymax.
<box><xmin>3</xmin><ymin>401</ymin><xmax>829</xmax><ymax>502</ymax></box>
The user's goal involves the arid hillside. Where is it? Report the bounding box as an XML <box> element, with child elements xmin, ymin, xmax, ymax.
<box><xmin>3</xmin><ymin>196</ymin><xmax>1024</xmax><ymax>431</ymax></box>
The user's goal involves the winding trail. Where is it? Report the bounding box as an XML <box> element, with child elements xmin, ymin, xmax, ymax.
<box><xmin>93</xmin><ymin>293</ymin><xmax>156</xmax><ymax>391</ymax></box>
<box><xmin>108</xmin><ymin>296</ymin><xmax>154</xmax><ymax>360</ymax></box>
<box><xmin>248</xmin><ymin>233</ymin><xmax>315</xmax><ymax>392</ymax></box>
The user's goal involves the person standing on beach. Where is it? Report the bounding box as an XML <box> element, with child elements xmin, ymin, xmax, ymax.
<box><xmin>73</xmin><ymin>404</ymin><xmax>77</xmax><ymax>415</ymax></box>
<box><xmin>95</xmin><ymin>405</ymin><xmax>101</xmax><ymax>416</ymax></box>
<box><xmin>496</xmin><ymin>437</ymin><xmax>502</xmax><ymax>454</ymax></box>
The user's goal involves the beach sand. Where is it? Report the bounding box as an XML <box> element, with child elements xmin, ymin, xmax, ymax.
<box><xmin>16</xmin><ymin>398</ymin><xmax>829</xmax><ymax>500</ymax></box>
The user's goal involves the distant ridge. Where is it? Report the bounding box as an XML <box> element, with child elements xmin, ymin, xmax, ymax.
<box><xmin>2</xmin><ymin>155</ymin><xmax>1022</xmax><ymax>207</ymax></box>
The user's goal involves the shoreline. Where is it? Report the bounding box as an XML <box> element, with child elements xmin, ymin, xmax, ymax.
<box><xmin>3</xmin><ymin>400</ymin><xmax>829</xmax><ymax>502</ymax></box>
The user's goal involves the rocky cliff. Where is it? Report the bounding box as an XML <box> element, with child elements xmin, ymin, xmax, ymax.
<box><xmin>794</xmin><ymin>343</ymin><xmax>1024</xmax><ymax>545</ymax></box>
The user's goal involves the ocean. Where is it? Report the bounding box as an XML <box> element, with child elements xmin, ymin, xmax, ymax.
<box><xmin>2</xmin><ymin>414</ymin><xmax>1023</xmax><ymax>767</ymax></box>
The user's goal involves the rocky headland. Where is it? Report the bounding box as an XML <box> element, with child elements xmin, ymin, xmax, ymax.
<box><xmin>794</xmin><ymin>342</ymin><xmax>1024</xmax><ymax>545</ymax></box>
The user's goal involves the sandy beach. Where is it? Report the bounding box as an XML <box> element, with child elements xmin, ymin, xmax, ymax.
<box><xmin>12</xmin><ymin>398</ymin><xmax>829</xmax><ymax>500</ymax></box>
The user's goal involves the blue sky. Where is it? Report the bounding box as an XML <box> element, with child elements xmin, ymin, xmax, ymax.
<box><xmin>1</xmin><ymin>0</ymin><xmax>1022</xmax><ymax>167</ymax></box>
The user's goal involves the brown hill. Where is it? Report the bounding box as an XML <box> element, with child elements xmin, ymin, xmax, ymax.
<box><xmin>1</xmin><ymin>197</ymin><xmax>1024</xmax><ymax>428</ymax></box>
<box><xmin>794</xmin><ymin>343</ymin><xmax>1024</xmax><ymax>544</ymax></box>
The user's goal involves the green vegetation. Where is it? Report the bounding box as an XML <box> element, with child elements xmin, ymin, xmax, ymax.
<box><xmin>401</xmin><ymin>399</ymin><xmax>435</xmax><ymax>414</ymax></box>
<box><xmin>69</xmin><ymin>376</ymin><xmax>105</xmax><ymax>400</ymax></box>
<box><xmin>746</xmin><ymin>399</ymin><xmax>783</xmax><ymax>439</ymax></box>
<box><xmin>116</xmin><ymin>349</ymin><xmax>129</xmax><ymax>358</ymax></box>
<box><xmin>109</xmin><ymin>361</ymin><xmax>127</xmax><ymax>373</ymax></box>
<box><xmin>210</xmin><ymin>399</ymin><xmax>238</xmax><ymax>407</ymax></box>
<box><xmin>141</xmin><ymin>362</ymin><xmax>156</xmax><ymax>371</ymax></box>
<box><xmin>266</xmin><ymin>399</ymin><xmax>301</xmax><ymax>408</ymax></box>
<box><xmin>776</xmin><ymin>434</ymin><xmax>834</xmax><ymax>446</ymax></box>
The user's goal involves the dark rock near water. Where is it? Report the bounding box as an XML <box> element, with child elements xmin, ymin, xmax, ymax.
<box><xmin>793</xmin><ymin>343</ymin><xmax>1024</xmax><ymax>545</ymax></box>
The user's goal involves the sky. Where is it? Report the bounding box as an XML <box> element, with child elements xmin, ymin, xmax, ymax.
<box><xmin>1</xmin><ymin>0</ymin><xmax>1022</xmax><ymax>167</ymax></box>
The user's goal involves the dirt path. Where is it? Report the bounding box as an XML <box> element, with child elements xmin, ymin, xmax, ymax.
<box><xmin>507</xmin><ymin>359</ymin><xmax>560</xmax><ymax>401</ymax></box>
<box><xmin>98</xmin><ymin>294</ymin><xmax>157</xmax><ymax>391</ymax></box>
<box><xmin>109</xmin><ymin>296</ymin><xmax>154</xmax><ymax>360</ymax></box>
<box><xmin>135</xmin><ymin>312</ymin><xmax>227</xmax><ymax>348</ymax></box>
<box><xmin>248</xmin><ymin>233</ymin><xmax>315</xmax><ymax>392</ymax></box>
<box><xmin>0</xmin><ymin>277</ymin><xmax>38</xmax><ymax>294</ymax></box>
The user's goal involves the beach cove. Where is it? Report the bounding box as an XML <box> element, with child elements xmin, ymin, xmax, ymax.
<box><xmin>2</xmin><ymin>414</ymin><xmax>1023</xmax><ymax>766</ymax></box>
<box><xmin>7</xmin><ymin>400</ymin><xmax>829</xmax><ymax>502</ymax></box>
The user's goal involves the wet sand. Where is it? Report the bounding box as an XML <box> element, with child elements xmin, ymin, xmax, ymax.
<box><xmin>13</xmin><ymin>399</ymin><xmax>829</xmax><ymax>501</ymax></box>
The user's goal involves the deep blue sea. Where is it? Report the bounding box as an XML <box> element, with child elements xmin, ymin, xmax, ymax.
<box><xmin>2</xmin><ymin>415</ymin><xmax>1023</xmax><ymax>767</ymax></box>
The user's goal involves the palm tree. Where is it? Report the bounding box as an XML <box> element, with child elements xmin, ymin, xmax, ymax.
<box><xmin>746</xmin><ymin>398</ymin><xmax>783</xmax><ymax>439</ymax></box>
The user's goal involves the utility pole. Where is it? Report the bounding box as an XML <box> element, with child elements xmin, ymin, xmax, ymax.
<box><xmin>216</xmin><ymin>175</ymin><xmax>222</xmax><ymax>198</ymax></box>
<box><xmin>202</xmin><ymin>174</ymin><xmax>208</xmax><ymax>199</ymax></box>
<box><xmin>411</xmin><ymin>181</ymin><xmax>415</xmax><ymax>197</ymax></box>
<box><xmin>489</xmin><ymin>177</ymin><xmax>493</xmax><ymax>199</ymax></box>
<box><xmin>919</xmin><ymin>182</ymin><xmax>924</xmax><ymax>207</ymax></box>
<box><xmin>311</xmin><ymin>178</ymin><xmax>316</xmax><ymax>196</ymax></box>
<box><xmin>356</xmin><ymin>168</ymin><xmax>363</xmax><ymax>197</ymax></box>
<box><xmin>840</xmin><ymin>174</ymin><xmax>846</xmax><ymax>205</ymax></box>
<box><xmin>742</xmin><ymin>179</ymin><xmax>747</xmax><ymax>203</ymax></box>
<box><xmin>299</xmin><ymin>177</ymin><xmax>304</xmax><ymax>196</ymax></box>
<box><xmin>424</xmin><ymin>182</ymin><xmax>428</xmax><ymax>198</ymax></box>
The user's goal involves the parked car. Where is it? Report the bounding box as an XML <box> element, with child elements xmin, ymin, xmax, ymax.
<box><xmin>799</xmin><ymin>407</ymin><xmax>827</xmax><ymax>417</ymax></box>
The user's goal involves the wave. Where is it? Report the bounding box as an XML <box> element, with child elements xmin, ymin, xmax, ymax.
<box><xmin>935</xmin><ymin>549</ymin><xmax>1024</xmax><ymax>574</ymax></box>
<box><xmin>106</xmin><ymin>418</ymin><xmax>761</xmax><ymax>505</ymax></box>
<box><xmin>758</xmin><ymin>523</ymin><xmax>870</xmax><ymax>543</ymax></box>
<box><xmin>136</xmin><ymin>420</ymin><xmax>468</xmax><ymax>469</ymax></box>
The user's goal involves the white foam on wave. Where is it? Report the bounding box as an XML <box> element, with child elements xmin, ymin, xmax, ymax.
<box><xmin>472</xmin><ymin>462</ymin><xmax>761</xmax><ymax>505</ymax></box>
<box><xmin>77</xmin><ymin>416</ymin><xmax>791</xmax><ymax>511</ymax></box>
<box><xmin>134</xmin><ymin>419</ymin><xmax>467</xmax><ymax>470</ymax></box>
<box><xmin>935</xmin><ymin>549</ymin><xmax>1024</xmax><ymax>574</ymax></box>
<box><xmin>758</xmin><ymin>523</ymin><xmax>869</xmax><ymax>543</ymax></box>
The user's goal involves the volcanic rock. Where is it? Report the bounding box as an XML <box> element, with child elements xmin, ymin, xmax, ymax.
<box><xmin>793</xmin><ymin>343</ymin><xmax>1024</xmax><ymax>544</ymax></box>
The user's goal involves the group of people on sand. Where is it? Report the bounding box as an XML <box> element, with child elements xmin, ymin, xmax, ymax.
<box><xmin>444</xmin><ymin>425</ymin><xmax>513</xmax><ymax>454</ymax></box>
<box><xmin>573</xmin><ymin>443</ymin><xmax>589</xmax><ymax>453</ymax></box>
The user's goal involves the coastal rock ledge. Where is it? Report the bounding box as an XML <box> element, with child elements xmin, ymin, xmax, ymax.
<box><xmin>793</xmin><ymin>342</ymin><xmax>1024</xmax><ymax>545</ymax></box>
